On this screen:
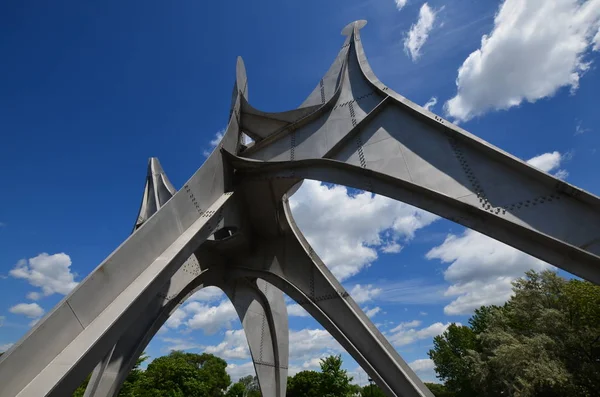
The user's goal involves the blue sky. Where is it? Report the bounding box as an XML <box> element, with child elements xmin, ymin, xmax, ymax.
<box><xmin>1</xmin><ymin>0</ymin><xmax>600</xmax><ymax>386</ymax></box>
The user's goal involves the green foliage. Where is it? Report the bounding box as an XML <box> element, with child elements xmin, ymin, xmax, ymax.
<box><xmin>319</xmin><ymin>355</ymin><xmax>355</xmax><ymax>397</ymax></box>
<box><xmin>134</xmin><ymin>351</ymin><xmax>230</xmax><ymax>397</ymax></box>
<box><xmin>424</xmin><ymin>383</ymin><xmax>454</xmax><ymax>397</ymax></box>
<box><xmin>286</xmin><ymin>355</ymin><xmax>357</xmax><ymax>397</ymax></box>
<box><xmin>287</xmin><ymin>370</ymin><xmax>322</xmax><ymax>397</ymax></box>
<box><xmin>224</xmin><ymin>382</ymin><xmax>245</xmax><ymax>397</ymax></box>
<box><xmin>428</xmin><ymin>270</ymin><xmax>600</xmax><ymax>397</ymax></box>
<box><xmin>360</xmin><ymin>383</ymin><xmax>386</xmax><ymax>396</ymax></box>
<box><xmin>226</xmin><ymin>375</ymin><xmax>260</xmax><ymax>397</ymax></box>
<box><xmin>72</xmin><ymin>353</ymin><xmax>148</xmax><ymax>397</ymax></box>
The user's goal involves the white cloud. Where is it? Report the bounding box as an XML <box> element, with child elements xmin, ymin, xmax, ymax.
<box><xmin>594</xmin><ymin>27</ymin><xmax>600</xmax><ymax>50</ymax></box>
<box><xmin>395</xmin><ymin>0</ymin><xmax>407</xmax><ymax>10</ymax></box>
<box><xmin>9</xmin><ymin>303</ymin><xmax>44</xmax><ymax>318</ymax></box>
<box><xmin>226</xmin><ymin>361</ymin><xmax>255</xmax><ymax>382</ymax></box>
<box><xmin>381</xmin><ymin>242</ymin><xmax>403</xmax><ymax>254</ymax></box>
<box><xmin>390</xmin><ymin>320</ymin><xmax>422</xmax><ymax>331</ymax></box>
<box><xmin>161</xmin><ymin>337</ymin><xmax>201</xmax><ymax>352</ymax></box>
<box><xmin>423</xmin><ymin>97</ymin><xmax>438</xmax><ymax>111</ymax></box>
<box><xmin>575</xmin><ymin>120</ymin><xmax>591</xmax><ymax>135</ymax></box>
<box><xmin>287</xmin><ymin>303</ymin><xmax>310</xmax><ymax>317</ymax></box>
<box><xmin>409</xmin><ymin>358</ymin><xmax>435</xmax><ymax>373</ymax></box>
<box><xmin>165</xmin><ymin>308</ymin><xmax>188</xmax><ymax>329</ymax></box>
<box><xmin>371</xmin><ymin>279</ymin><xmax>447</xmax><ymax>305</ymax></box>
<box><xmin>28</xmin><ymin>318</ymin><xmax>40</xmax><ymax>327</ymax></box>
<box><xmin>445</xmin><ymin>0</ymin><xmax>600</xmax><ymax>122</ymax></box>
<box><xmin>404</xmin><ymin>3</ymin><xmax>439</xmax><ymax>61</ymax></box>
<box><xmin>349</xmin><ymin>284</ymin><xmax>382</xmax><ymax>303</ymax></box>
<box><xmin>10</xmin><ymin>253</ymin><xmax>78</xmax><ymax>297</ymax></box>
<box><xmin>289</xmin><ymin>328</ymin><xmax>344</xmax><ymax>362</ymax></box>
<box><xmin>427</xmin><ymin>229</ymin><xmax>551</xmax><ymax>315</ymax></box>
<box><xmin>409</xmin><ymin>358</ymin><xmax>437</xmax><ymax>382</ymax></box>
<box><xmin>554</xmin><ymin>169</ymin><xmax>569</xmax><ymax>180</ymax></box>
<box><xmin>185</xmin><ymin>299</ymin><xmax>238</xmax><ymax>335</ymax></box>
<box><xmin>188</xmin><ymin>287</ymin><xmax>224</xmax><ymax>302</ymax></box>
<box><xmin>26</xmin><ymin>292</ymin><xmax>41</xmax><ymax>301</ymax></box>
<box><xmin>203</xmin><ymin>129</ymin><xmax>226</xmax><ymax>157</ymax></box>
<box><xmin>526</xmin><ymin>151</ymin><xmax>571</xmax><ymax>179</ymax></box>
<box><xmin>203</xmin><ymin>329</ymin><xmax>250</xmax><ymax>360</ymax></box>
<box><xmin>363</xmin><ymin>306</ymin><xmax>382</xmax><ymax>318</ymax></box>
<box><xmin>387</xmin><ymin>321</ymin><xmax>452</xmax><ymax>347</ymax></box>
<box><xmin>0</xmin><ymin>343</ymin><xmax>13</xmax><ymax>353</ymax></box>
<box><xmin>526</xmin><ymin>151</ymin><xmax>562</xmax><ymax>172</ymax></box>
<box><xmin>290</xmin><ymin>181</ymin><xmax>438</xmax><ymax>281</ymax></box>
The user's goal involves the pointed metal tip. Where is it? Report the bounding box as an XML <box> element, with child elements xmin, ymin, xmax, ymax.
<box><xmin>148</xmin><ymin>157</ymin><xmax>164</xmax><ymax>175</ymax></box>
<box><xmin>341</xmin><ymin>20</ymin><xmax>367</xmax><ymax>36</ymax></box>
<box><xmin>236</xmin><ymin>56</ymin><xmax>248</xmax><ymax>99</ymax></box>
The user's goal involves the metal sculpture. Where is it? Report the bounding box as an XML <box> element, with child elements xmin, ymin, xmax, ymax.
<box><xmin>2</xmin><ymin>20</ymin><xmax>600</xmax><ymax>397</ymax></box>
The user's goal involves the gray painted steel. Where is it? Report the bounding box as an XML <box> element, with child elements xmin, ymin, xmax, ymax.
<box><xmin>1</xmin><ymin>20</ymin><xmax>600</xmax><ymax>397</ymax></box>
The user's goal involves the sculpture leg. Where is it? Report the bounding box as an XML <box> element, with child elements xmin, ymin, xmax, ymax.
<box><xmin>83</xmin><ymin>260</ymin><xmax>288</xmax><ymax>397</ymax></box>
<box><xmin>82</xmin><ymin>258</ymin><xmax>211</xmax><ymax>397</ymax></box>
<box><xmin>0</xmin><ymin>193</ymin><xmax>232</xmax><ymax>397</ymax></box>
<box><xmin>229</xmin><ymin>202</ymin><xmax>433</xmax><ymax>397</ymax></box>
<box><xmin>219</xmin><ymin>277</ymin><xmax>289</xmax><ymax>397</ymax></box>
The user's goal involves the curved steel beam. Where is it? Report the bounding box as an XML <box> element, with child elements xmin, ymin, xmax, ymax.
<box><xmin>83</xmin><ymin>267</ymin><xmax>288</xmax><ymax>397</ymax></box>
<box><xmin>83</xmin><ymin>156</ymin><xmax>288</xmax><ymax>397</ymax></box>
<box><xmin>226</xmin><ymin>196</ymin><xmax>433</xmax><ymax>397</ymax></box>
<box><xmin>231</xmin><ymin>19</ymin><xmax>600</xmax><ymax>284</ymax></box>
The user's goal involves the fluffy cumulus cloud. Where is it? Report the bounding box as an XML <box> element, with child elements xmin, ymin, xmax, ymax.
<box><xmin>446</xmin><ymin>0</ymin><xmax>600</xmax><ymax>122</ymax></box>
<box><xmin>185</xmin><ymin>300</ymin><xmax>238</xmax><ymax>335</ymax></box>
<box><xmin>9</xmin><ymin>303</ymin><xmax>45</xmax><ymax>318</ymax></box>
<box><xmin>427</xmin><ymin>228</ymin><xmax>550</xmax><ymax>315</ymax></box>
<box><xmin>0</xmin><ymin>343</ymin><xmax>14</xmax><ymax>353</ymax></box>
<box><xmin>526</xmin><ymin>151</ymin><xmax>571</xmax><ymax>179</ymax></box>
<box><xmin>404</xmin><ymin>3</ymin><xmax>440</xmax><ymax>61</ymax></box>
<box><xmin>409</xmin><ymin>358</ymin><xmax>435</xmax><ymax>373</ymax></box>
<box><xmin>287</xmin><ymin>303</ymin><xmax>310</xmax><ymax>317</ymax></box>
<box><xmin>203</xmin><ymin>129</ymin><xmax>225</xmax><ymax>157</ymax></box>
<box><xmin>289</xmin><ymin>181</ymin><xmax>438</xmax><ymax>281</ymax></box>
<box><xmin>165</xmin><ymin>308</ymin><xmax>188</xmax><ymax>329</ymax></box>
<box><xmin>226</xmin><ymin>361</ymin><xmax>255</xmax><ymax>382</ymax></box>
<box><xmin>363</xmin><ymin>306</ymin><xmax>382</xmax><ymax>318</ymax></box>
<box><xmin>163</xmin><ymin>298</ymin><xmax>238</xmax><ymax>335</ymax></box>
<box><xmin>203</xmin><ymin>329</ymin><xmax>250</xmax><ymax>360</ymax></box>
<box><xmin>349</xmin><ymin>284</ymin><xmax>382</xmax><ymax>303</ymax></box>
<box><xmin>387</xmin><ymin>320</ymin><xmax>452</xmax><ymax>347</ymax></box>
<box><xmin>187</xmin><ymin>287</ymin><xmax>224</xmax><ymax>302</ymax></box>
<box><xmin>161</xmin><ymin>337</ymin><xmax>201</xmax><ymax>351</ymax></box>
<box><xmin>10</xmin><ymin>253</ymin><xmax>78</xmax><ymax>297</ymax></box>
<box><xmin>288</xmin><ymin>328</ymin><xmax>344</xmax><ymax>362</ymax></box>
<box><xmin>395</xmin><ymin>0</ymin><xmax>407</xmax><ymax>11</ymax></box>
<box><xmin>423</xmin><ymin>96</ymin><xmax>438</xmax><ymax>112</ymax></box>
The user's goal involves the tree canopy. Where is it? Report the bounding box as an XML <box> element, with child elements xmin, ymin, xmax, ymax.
<box><xmin>428</xmin><ymin>270</ymin><xmax>600</xmax><ymax>397</ymax></box>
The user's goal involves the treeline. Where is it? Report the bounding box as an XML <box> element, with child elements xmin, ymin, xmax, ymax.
<box><xmin>428</xmin><ymin>270</ymin><xmax>600</xmax><ymax>397</ymax></box>
<box><xmin>26</xmin><ymin>269</ymin><xmax>599</xmax><ymax>396</ymax></box>
<box><xmin>70</xmin><ymin>352</ymin><xmax>442</xmax><ymax>396</ymax></box>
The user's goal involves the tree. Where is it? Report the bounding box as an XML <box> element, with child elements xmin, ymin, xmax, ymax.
<box><xmin>134</xmin><ymin>351</ymin><xmax>230</xmax><ymax>397</ymax></box>
<box><xmin>225</xmin><ymin>382</ymin><xmax>245</xmax><ymax>397</ymax></box>
<box><xmin>72</xmin><ymin>353</ymin><xmax>148</xmax><ymax>397</ymax></box>
<box><xmin>428</xmin><ymin>270</ymin><xmax>600</xmax><ymax>397</ymax></box>
<box><xmin>226</xmin><ymin>375</ymin><xmax>261</xmax><ymax>397</ymax></box>
<box><xmin>424</xmin><ymin>383</ymin><xmax>454</xmax><ymax>397</ymax></box>
<box><xmin>286</xmin><ymin>370</ymin><xmax>321</xmax><ymax>397</ymax></box>
<box><xmin>428</xmin><ymin>324</ymin><xmax>478</xmax><ymax>397</ymax></box>
<box><xmin>361</xmin><ymin>383</ymin><xmax>386</xmax><ymax>396</ymax></box>
<box><xmin>318</xmin><ymin>355</ymin><xmax>355</xmax><ymax>397</ymax></box>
